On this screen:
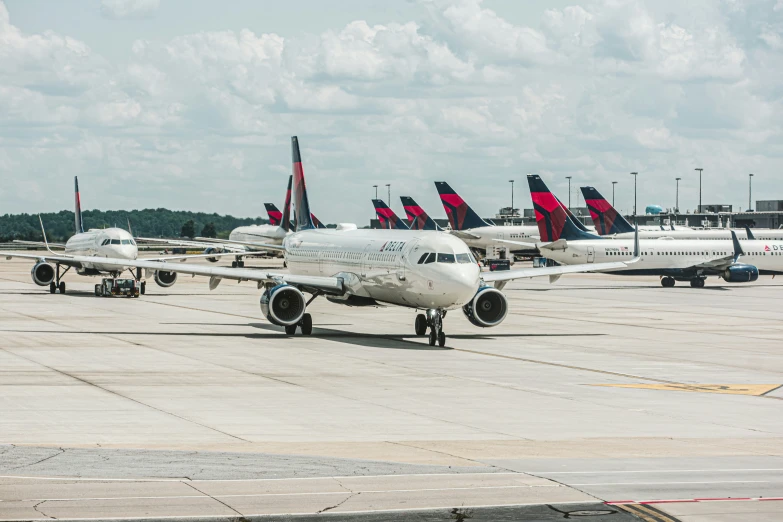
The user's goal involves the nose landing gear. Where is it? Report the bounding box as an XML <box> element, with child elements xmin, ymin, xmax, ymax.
<box><xmin>417</xmin><ymin>309</ymin><xmax>446</xmax><ymax>347</ymax></box>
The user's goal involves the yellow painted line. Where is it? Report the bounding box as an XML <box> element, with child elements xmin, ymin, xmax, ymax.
<box><xmin>617</xmin><ymin>504</ymin><xmax>681</xmax><ymax>522</ymax></box>
<box><xmin>591</xmin><ymin>383</ymin><xmax>782</xmax><ymax>396</ymax></box>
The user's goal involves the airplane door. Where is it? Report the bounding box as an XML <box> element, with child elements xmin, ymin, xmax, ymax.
<box><xmin>587</xmin><ymin>246</ymin><xmax>595</xmax><ymax>263</ymax></box>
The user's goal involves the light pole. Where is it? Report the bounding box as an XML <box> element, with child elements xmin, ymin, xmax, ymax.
<box><xmin>385</xmin><ymin>183</ymin><xmax>391</xmax><ymax>205</ymax></box>
<box><xmin>675</xmin><ymin>177</ymin><xmax>681</xmax><ymax>213</ymax></box>
<box><xmin>508</xmin><ymin>179</ymin><xmax>515</xmax><ymax>218</ymax></box>
<box><xmin>630</xmin><ymin>172</ymin><xmax>638</xmax><ymax>216</ymax></box>
<box><xmin>565</xmin><ymin>176</ymin><xmax>572</xmax><ymax>208</ymax></box>
<box><xmin>695</xmin><ymin>168</ymin><xmax>703</xmax><ymax>212</ymax></box>
<box><xmin>611</xmin><ymin>181</ymin><xmax>618</xmax><ymax>206</ymax></box>
<box><xmin>749</xmin><ymin>173</ymin><xmax>754</xmax><ymax>211</ymax></box>
<box><xmin>373</xmin><ymin>184</ymin><xmax>378</xmax><ymax>199</ymax></box>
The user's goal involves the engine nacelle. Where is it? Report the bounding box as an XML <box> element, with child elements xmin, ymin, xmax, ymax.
<box><xmin>203</xmin><ymin>247</ymin><xmax>222</xmax><ymax>263</ymax></box>
<box><xmin>260</xmin><ymin>284</ymin><xmax>306</xmax><ymax>326</ymax></box>
<box><xmin>154</xmin><ymin>270</ymin><xmax>178</xmax><ymax>287</ymax></box>
<box><xmin>462</xmin><ymin>286</ymin><xmax>508</xmax><ymax>327</ymax></box>
<box><xmin>722</xmin><ymin>263</ymin><xmax>759</xmax><ymax>283</ymax></box>
<box><xmin>31</xmin><ymin>262</ymin><xmax>55</xmax><ymax>286</ymax></box>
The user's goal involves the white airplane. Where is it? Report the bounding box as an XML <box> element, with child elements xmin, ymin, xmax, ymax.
<box><xmin>509</xmin><ymin>175</ymin><xmax>783</xmax><ymax>288</ymax></box>
<box><xmin>22</xmin><ymin>137</ymin><xmax>634</xmax><ymax>346</ymax></box>
<box><xmin>4</xmin><ymin>177</ymin><xmax>236</xmax><ymax>295</ymax></box>
<box><xmin>581</xmin><ymin>185</ymin><xmax>783</xmax><ymax>240</ymax></box>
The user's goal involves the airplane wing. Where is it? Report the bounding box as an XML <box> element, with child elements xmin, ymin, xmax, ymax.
<box><xmin>481</xmin><ymin>260</ymin><xmax>630</xmax><ymax>283</ymax></box>
<box><xmin>13</xmin><ymin>240</ymin><xmax>67</xmax><ymax>248</ymax></box>
<box><xmin>136</xmin><ymin>237</ymin><xmax>248</xmax><ymax>252</ymax></box>
<box><xmin>136</xmin><ymin>237</ymin><xmax>283</xmax><ymax>253</ymax></box>
<box><xmin>193</xmin><ymin>237</ymin><xmax>285</xmax><ymax>251</ymax></box>
<box><xmin>448</xmin><ymin>230</ymin><xmax>483</xmax><ymax>240</ymax></box>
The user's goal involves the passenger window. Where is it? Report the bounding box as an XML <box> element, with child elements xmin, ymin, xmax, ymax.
<box><xmin>424</xmin><ymin>253</ymin><xmax>435</xmax><ymax>264</ymax></box>
<box><xmin>437</xmin><ymin>253</ymin><xmax>455</xmax><ymax>263</ymax></box>
<box><xmin>456</xmin><ymin>253</ymin><xmax>471</xmax><ymax>263</ymax></box>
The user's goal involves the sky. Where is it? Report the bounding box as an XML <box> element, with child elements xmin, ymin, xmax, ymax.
<box><xmin>1</xmin><ymin>0</ymin><xmax>782</xmax><ymax>223</ymax></box>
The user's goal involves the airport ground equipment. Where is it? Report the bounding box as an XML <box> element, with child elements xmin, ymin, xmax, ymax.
<box><xmin>95</xmin><ymin>278</ymin><xmax>141</xmax><ymax>298</ymax></box>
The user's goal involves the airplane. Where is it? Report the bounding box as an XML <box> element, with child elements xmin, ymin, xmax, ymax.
<box><xmin>434</xmin><ymin>181</ymin><xmax>539</xmax><ymax>256</ymax></box>
<box><xmin>581</xmin><ymin>186</ymin><xmax>783</xmax><ymax>240</ymax></box>
<box><xmin>400</xmin><ymin>196</ymin><xmax>442</xmax><ymax>231</ymax></box>
<box><xmin>31</xmin><ymin>137</ymin><xmax>634</xmax><ymax>346</ymax></box>
<box><xmin>372</xmin><ymin>199</ymin><xmax>410</xmax><ymax>230</ymax></box>
<box><xmin>4</xmin><ymin>177</ymin><xmax>236</xmax><ymax>295</ymax></box>
<box><xmin>510</xmin><ymin>175</ymin><xmax>783</xmax><ymax>288</ymax></box>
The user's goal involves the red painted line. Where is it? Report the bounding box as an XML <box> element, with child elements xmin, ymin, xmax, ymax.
<box><xmin>604</xmin><ymin>501</ymin><xmax>636</xmax><ymax>505</ymax></box>
<box><xmin>640</xmin><ymin>499</ymin><xmax>698</xmax><ymax>504</ymax></box>
<box><xmin>691</xmin><ymin>497</ymin><xmax>752</xmax><ymax>502</ymax></box>
<box><xmin>758</xmin><ymin>498</ymin><xmax>783</xmax><ymax>501</ymax></box>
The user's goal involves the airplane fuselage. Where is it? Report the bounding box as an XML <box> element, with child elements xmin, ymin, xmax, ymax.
<box><xmin>64</xmin><ymin>228</ymin><xmax>138</xmax><ymax>274</ymax></box>
<box><xmin>607</xmin><ymin>229</ymin><xmax>783</xmax><ymax>241</ymax></box>
<box><xmin>229</xmin><ymin>225</ymin><xmax>288</xmax><ymax>247</ymax></box>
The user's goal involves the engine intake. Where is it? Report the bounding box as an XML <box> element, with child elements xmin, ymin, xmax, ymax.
<box><xmin>31</xmin><ymin>262</ymin><xmax>55</xmax><ymax>286</ymax></box>
<box><xmin>154</xmin><ymin>270</ymin><xmax>178</xmax><ymax>287</ymax></box>
<box><xmin>722</xmin><ymin>263</ymin><xmax>759</xmax><ymax>283</ymax></box>
<box><xmin>203</xmin><ymin>247</ymin><xmax>221</xmax><ymax>263</ymax></box>
<box><xmin>462</xmin><ymin>286</ymin><xmax>508</xmax><ymax>327</ymax></box>
<box><xmin>260</xmin><ymin>284</ymin><xmax>306</xmax><ymax>326</ymax></box>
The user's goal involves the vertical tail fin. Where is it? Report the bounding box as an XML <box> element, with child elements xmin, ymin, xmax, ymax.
<box><xmin>527</xmin><ymin>175</ymin><xmax>601</xmax><ymax>241</ymax></box>
<box><xmin>74</xmin><ymin>176</ymin><xmax>84</xmax><ymax>234</ymax></box>
<box><xmin>580</xmin><ymin>186</ymin><xmax>634</xmax><ymax>235</ymax></box>
<box><xmin>311</xmin><ymin>213</ymin><xmax>326</xmax><ymax>229</ymax></box>
<box><xmin>291</xmin><ymin>137</ymin><xmax>315</xmax><ymax>231</ymax></box>
<box><xmin>434</xmin><ymin>182</ymin><xmax>491</xmax><ymax>230</ymax></box>
<box><xmin>400</xmin><ymin>196</ymin><xmax>441</xmax><ymax>231</ymax></box>
<box><xmin>265</xmin><ymin>203</ymin><xmax>283</xmax><ymax>227</ymax></box>
<box><xmin>281</xmin><ymin>175</ymin><xmax>293</xmax><ymax>232</ymax></box>
<box><xmin>372</xmin><ymin>200</ymin><xmax>410</xmax><ymax>230</ymax></box>
<box><xmin>555</xmin><ymin>194</ymin><xmax>589</xmax><ymax>232</ymax></box>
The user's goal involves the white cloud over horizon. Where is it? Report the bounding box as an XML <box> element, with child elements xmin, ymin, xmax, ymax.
<box><xmin>0</xmin><ymin>0</ymin><xmax>782</xmax><ymax>223</ymax></box>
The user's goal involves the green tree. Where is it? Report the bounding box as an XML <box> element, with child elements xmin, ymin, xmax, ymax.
<box><xmin>201</xmin><ymin>222</ymin><xmax>217</xmax><ymax>238</ymax></box>
<box><xmin>181</xmin><ymin>220</ymin><xmax>196</xmax><ymax>238</ymax></box>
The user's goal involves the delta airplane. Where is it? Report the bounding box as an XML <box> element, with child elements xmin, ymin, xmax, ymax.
<box><xmin>3</xmin><ymin>177</ymin><xmax>235</xmax><ymax>294</ymax></box>
<box><xmin>372</xmin><ymin>199</ymin><xmax>410</xmax><ymax>230</ymax></box>
<box><xmin>49</xmin><ymin>136</ymin><xmax>633</xmax><ymax>346</ymax></box>
<box><xmin>503</xmin><ymin>175</ymin><xmax>783</xmax><ymax>288</ymax></box>
<box><xmin>581</xmin><ymin>186</ymin><xmax>783</xmax><ymax>240</ymax></box>
<box><xmin>400</xmin><ymin>196</ymin><xmax>442</xmax><ymax>231</ymax></box>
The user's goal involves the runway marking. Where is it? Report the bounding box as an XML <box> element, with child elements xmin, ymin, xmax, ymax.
<box><xmin>617</xmin><ymin>503</ymin><xmax>680</xmax><ymax>522</ymax></box>
<box><xmin>527</xmin><ymin>468</ymin><xmax>783</xmax><ymax>475</ymax></box>
<box><xmin>609</xmin><ymin>497</ymin><xmax>783</xmax><ymax>504</ymax></box>
<box><xmin>590</xmin><ymin>383</ymin><xmax>783</xmax><ymax>396</ymax></box>
<box><xmin>570</xmin><ymin>480</ymin><xmax>772</xmax><ymax>486</ymax></box>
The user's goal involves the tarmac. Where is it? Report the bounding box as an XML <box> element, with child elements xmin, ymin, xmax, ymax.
<box><xmin>1</xmin><ymin>256</ymin><xmax>782</xmax><ymax>521</ymax></box>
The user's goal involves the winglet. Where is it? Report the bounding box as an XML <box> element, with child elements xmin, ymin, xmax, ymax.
<box><xmin>127</xmin><ymin>218</ymin><xmax>134</xmax><ymax>237</ymax></box>
<box><xmin>38</xmin><ymin>215</ymin><xmax>55</xmax><ymax>255</ymax></box>
<box><xmin>745</xmin><ymin>226</ymin><xmax>756</xmax><ymax>241</ymax></box>
<box><xmin>731</xmin><ymin>230</ymin><xmax>744</xmax><ymax>262</ymax></box>
<box><xmin>629</xmin><ymin>221</ymin><xmax>641</xmax><ymax>264</ymax></box>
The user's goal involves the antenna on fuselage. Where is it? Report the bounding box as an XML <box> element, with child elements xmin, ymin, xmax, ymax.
<box><xmin>38</xmin><ymin>215</ymin><xmax>55</xmax><ymax>255</ymax></box>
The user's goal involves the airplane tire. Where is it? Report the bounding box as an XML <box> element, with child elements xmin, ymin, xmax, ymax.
<box><xmin>661</xmin><ymin>277</ymin><xmax>675</xmax><ymax>288</ymax></box>
<box><xmin>300</xmin><ymin>314</ymin><xmax>313</xmax><ymax>336</ymax></box>
<box><xmin>95</xmin><ymin>284</ymin><xmax>100</xmax><ymax>296</ymax></box>
<box><xmin>238</xmin><ymin>261</ymin><xmax>245</xmax><ymax>268</ymax></box>
<box><xmin>438</xmin><ymin>332</ymin><xmax>446</xmax><ymax>347</ymax></box>
<box><xmin>49</xmin><ymin>282</ymin><xmax>56</xmax><ymax>294</ymax></box>
<box><xmin>415</xmin><ymin>314</ymin><xmax>427</xmax><ymax>336</ymax></box>
<box><xmin>58</xmin><ymin>282</ymin><xmax>66</xmax><ymax>294</ymax></box>
<box><xmin>284</xmin><ymin>324</ymin><xmax>297</xmax><ymax>335</ymax></box>
<box><xmin>231</xmin><ymin>261</ymin><xmax>237</xmax><ymax>268</ymax></box>
<box><xmin>428</xmin><ymin>330</ymin><xmax>437</xmax><ymax>346</ymax></box>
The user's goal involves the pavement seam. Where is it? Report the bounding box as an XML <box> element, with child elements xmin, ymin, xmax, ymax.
<box><xmin>5</xmin><ymin>446</ymin><xmax>65</xmax><ymax>472</ymax></box>
<box><xmin>31</xmin><ymin>499</ymin><xmax>55</xmax><ymax>520</ymax></box>
<box><xmin>181</xmin><ymin>481</ymin><xmax>245</xmax><ymax>518</ymax></box>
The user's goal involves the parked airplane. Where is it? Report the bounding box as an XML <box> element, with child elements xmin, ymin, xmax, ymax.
<box><xmin>516</xmin><ymin>175</ymin><xmax>781</xmax><ymax>287</ymax></box>
<box><xmin>581</xmin><ymin>186</ymin><xmax>783</xmax><ymax>240</ymax></box>
<box><xmin>400</xmin><ymin>196</ymin><xmax>442</xmax><ymax>231</ymax></box>
<box><xmin>4</xmin><ymin>177</ymin><xmax>233</xmax><ymax>294</ymax></box>
<box><xmin>434</xmin><ymin>181</ymin><xmax>539</xmax><ymax>256</ymax></box>
<box><xmin>372</xmin><ymin>199</ymin><xmax>410</xmax><ymax>230</ymax></box>
<box><xmin>48</xmin><ymin>137</ymin><xmax>632</xmax><ymax>346</ymax></box>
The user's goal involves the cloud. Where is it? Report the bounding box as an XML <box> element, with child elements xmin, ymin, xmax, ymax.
<box><xmin>100</xmin><ymin>0</ymin><xmax>160</xmax><ymax>20</ymax></box>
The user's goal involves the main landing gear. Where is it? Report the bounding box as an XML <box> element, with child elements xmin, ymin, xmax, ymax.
<box><xmin>231</xmin><ymin>257</ymin><xmax>245</xmax><ymax>268</ymax></box>
<box><xmin>284</xmin><ymin>313</ymin><xmax>313</xmax><ymax>336</ymax></box>
<box><xmin>661</xmin><ymin>277</ymin><xmax>675</xmax><ymax>288</ymax></box>
<box><xmin>415</xmin><ymin>309</ymin><xmax>446</xmax><ymax>347</ymax></box>
<box><xmin>49</xmin><ymin>265</ymin><xmax>70</xmax><ymax>294</ymax></box>
<box><xmin>690</xmin><ymin>278</ymin><xmax>705</xmax><ymax>288</ymax></box>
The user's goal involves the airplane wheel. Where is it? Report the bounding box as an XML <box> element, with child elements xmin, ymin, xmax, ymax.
<box><xmin>661</xmin><ymin>277</ymin><xmax>675</xmax><ymax>288</ymax></box>
<box><xmin>428</xmin><ymin>330</ymin><xmax>437</xmax><ymax>346</ymax></box>
<box><xmin>438</xmin><ymin>332</ymin><xmax>446</xmax><ymax>347</ymax></box>
<box><xmin>49</xmin><ymin>282</ymin><xmax>56</xmax><ymax>294</ymax></box>
<box><xmin>415</xmin><ymin>314</ymin><xmax>427</xmax><ymax>336</ymax></box>
<box><xmin>95</xmin><ymin>284</ymin><xmax>100</xmax><ymax>296</ymax></box>
<box><xmin>284</xmin><ymin>324</ymin><xmax>297</xmax><ymax>335</ymax></box>
<box><xmin>140</xmin><ymin>282</ymin><xmax>146</xmax><ymax>295</ymax></box>
<box><xmin>300</xmin><ymin>314</ymin><xmax>313</xmax><ymax>336</ymax></box>
<box><xmin>58</xmin><ymin>282</ymin><xmax>66</xmax><ymax>294</ymax></box>
<box><xmin>238</xmin><ymin>261</ymin><xmax>245</xmax><ymax>268</ymax></box>
<box><xmin>231</xmin><ymin>261</ymin><xmax>238</xmax><ymax>268</ymax></box>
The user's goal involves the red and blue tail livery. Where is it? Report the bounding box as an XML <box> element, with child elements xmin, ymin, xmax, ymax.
<box><xmin>580</xmin><ymin>186</ymin><xmax>634</xmax><ymax>235</ymax></box>
<box><xmin>291</xmin><ymin>136</ymin><xmax>315</xmax><ymax>231</ymax></box>
<box><xmin>281</xmin><ymin>175</ymin><xmax>293</xmax><ymax>232</ymax></box>
<box><xmin>373</xmin><ymin>200</ymin><xmax>410</xmax><ymax>230</ymax></box>
<box><xmin>74</xmin><ymin>176</ymin><xmax>84</xmax><ymax>234</ymax></box>
<box><xmin>434</xmin><ymin>182</ymin><xmax>491</xmax><ymax>231</ymax></box>
<box><xmin>265</xmin><ymin>203</ymin><xmax>283</xmax><ymax>227</ymax></box>
<box><xmin>311</xmin><ymin>213</ymin><xmax>327</xmax><ymax>229</ymax></box>
<box><xmin>527</xmin><ymin>175</ymin><xmax>600</xmax><ymax>242</ymax></box>
<box><xmin>400</xmin><ymin>196</ymin><xmax>441</xmax><ymax>231</ymax></box>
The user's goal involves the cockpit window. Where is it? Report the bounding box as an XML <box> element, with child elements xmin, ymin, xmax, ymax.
<box><xmin>456</xmin><ymin>253</ymin><xmax>472</xmax><ymax>263</ymax></box>
<box><xmin>121</xmin><ymin>239</ymin><xmax>132</xmax><ymax>245</ymax></box>
<box><xmin>111</xmin><ymin>239</ymin><xmax>121</xmax><ymax>245</ymax></box>
<box><xmin>417</xmin><ymin>253</ymin><xmax>429</xmax><ymax>264</ymax></box>
<box><xmin>130</xmin><ymin>239</ymin><xmax>136</xmax><ymax>246</ymax></box>
<box><xmin>101</xmin><ymin>239</ymin><xmax>109</xmax><ymax>246</ymax></box>
<box><xmin>437</xmin><ymin>253</ymin><xmax>455</xmax><ymax>263</ymax></box>
<box><xmin>424</xmin><ymin>252</ymin><xmax>435</xmax><ymax>264</ymax></box>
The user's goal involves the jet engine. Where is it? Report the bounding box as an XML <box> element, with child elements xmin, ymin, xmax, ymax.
<box><xmin>462</xmin><ymin>286</ymin><xmax>508</xmax><ymax>327</ymax></box>
<box><xmin>203</xmin><ymin>247</ymin><xmax>222</xmax><ymax>263</ymax></box>
<box><xmin>260</xmin><ymin>284</ymin><xmax>306</xmax><ymax>326</ymax></box>
<box><xmin>722</xmin><ymin>264</ymin><xmax>759</xmax><ymax>283</ymax></box>
<box><xmin>154</xmin><ymin>270</ymin><xmax>178</xmax><ymax>287</ymax></box>
<box><xmin>31</xmin><ymin>262</ymin><xmax>55</xmax><ymax>286</ymax></box>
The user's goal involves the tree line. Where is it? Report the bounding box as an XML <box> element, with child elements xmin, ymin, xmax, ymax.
<box><xmin>0</xmin><ymin>209</ymin><xmax>269</xmax><ymax>243</ymax></box>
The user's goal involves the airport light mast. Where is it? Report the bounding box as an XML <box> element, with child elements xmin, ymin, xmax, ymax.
<box><xmin>373</xmin><ymin>184</ymin><xmax>378</xmax><ymax>200</ymax></box>
<box><xmin>508</xmin><ymin>179</ymin><xmax>515</xmax><ymax>218</ymax></box>
<box><xmin>695</xmin><ymin>168</ymin><xmax>703</xmax><ymax>211</ymax></box>
<box><xmin>630</xmin><ymin>172</ymin><xmax>638</xmax><ymax>216</ymax></box>
<box><xmin>611</xmin><ymin>181</ymin><xmax>617</xmax><ymax>206</ymax></box>
<box><xmin>565</xmin><ymin>176</ymin><xmax>572</xmax><ymax>209</ymax></box>
<box><xmin>675</xmin><ymin>177</ymin><xmax>681</xmax><ymax>213</ymax></box>
<box><xmin>385</xmin><ymin>184</ymin><xmax>391</xmax><ymax>206</ymax></box>
<box><xmin>749</xmin><ymin>173</ymin><xmax>754</xmax><ymax>211</ymax></box>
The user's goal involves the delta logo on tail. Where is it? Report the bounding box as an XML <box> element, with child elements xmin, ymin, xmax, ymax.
<box><xmin>372</xmin><ymin>200</ymin><xmax>410</xmax><ymax>230</ymax></box>
<box><xmin>291</xmin><ymin>136</ymin><xmax>315</xmax><ymax>231</ymax></box>
<box><xmin>265</xmin><ymin>203</ymin><xmax>283</xmax><ymax>227</ymax></box>
<box><xmin>311</xmin><ymin>213</ymin><xmax>327</xmax><ymax>229</ymax></box>
<box><xmin>400</xmin><ymin>196</ymin><xmax>440</xmax><ymax>231</ymax></box>
<box><xmin>74</xmin><ymin>176</ymin><xmax>84</xmax><ymax>234</ymax></box>
<box><xmin>527</xmin><ymin>175</ymin><xmax>600</xmax><ymax>242</ymax></box>
<box><xmin>580</xmin><ymin>186</ymin><xmax>634</xmax><ymax>235</ymax></box>
<box><xmin>434</xmin><ymin>182</ymin><xmax>491</xmax><ymax>231</ymax></box>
